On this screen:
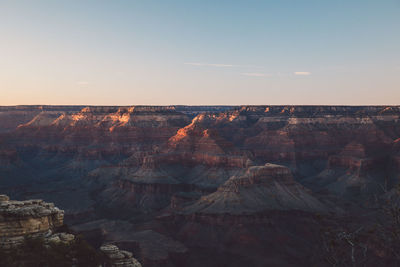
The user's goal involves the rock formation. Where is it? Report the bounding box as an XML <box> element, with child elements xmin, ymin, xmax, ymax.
<box><xmin>184</xmin><ymin>163</ymin><xmax>326</xmax><ymax>214</ymax></box>
<box><xmin>72</xmin><ymin>219</ymin><xmax>187</xmax><ymax>266</ymax></box>
<box><xmin>0</xmin><ymin>194</ymin><xmax>142</xmax><ymax>267</ymax></box>
<box><xmin>0</xmin><ymin>194</ymin><xmax>64</xmax><ymax>249</ymax></box>
<box><xmin>100</xmin><ymin>244</ymin><xmax>142</xmax><ymax>267</ymax></box>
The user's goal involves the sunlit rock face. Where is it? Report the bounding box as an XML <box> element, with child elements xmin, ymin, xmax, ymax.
<box><xmin>0</xmin><ymin>105</ymin><xmax>399</xmax><ymax>216</ymax></box>
<box><xmin>0</xmin><ymin>106</ymin><xmax>82</xmax><ymax>133</ymax></box>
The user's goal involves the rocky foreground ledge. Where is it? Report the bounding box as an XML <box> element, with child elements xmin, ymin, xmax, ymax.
<box><xmin>0</xmin><ymin>194</ymin><xmax>64</xmax><ymax>249</ymax></box>
<box><xmin>0</xmin><ymin>194</ymin><xmax>142</xmax><ymax>267</ymax></box>
<box><xmin>100</xmin><ymin>244</ymin><xmax>142</xmax><ymax>267</ymax></box>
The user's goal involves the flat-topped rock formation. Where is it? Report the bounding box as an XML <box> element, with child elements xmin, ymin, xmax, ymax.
<box><xmin>0</xmin><ymin>194</ymin><xmax>64</xmax><ymax>237</ymax></box>
<box><xmin>0</xmin><ymin>194</ymin><xmax>142</xmax><ymax>267</ymax></box>
<box><xmin>0</xmin><ymin>194</ymin><xmax>64</xmax><ymax>248</ymax></box>
<box><xmin>184</xmin><ymin>163</ymin><xmax>326</xmax><ymax>214</ymax></box>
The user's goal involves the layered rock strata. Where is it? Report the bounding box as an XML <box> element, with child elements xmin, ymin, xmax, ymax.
<box><xmin>0</xmin><ymin>194</ymin><xmax>64</xmax><ymax>248</ymax></box>
<box><xmin>100</xmin><ymin>244</ymin><xmax>142</xmax><ymax>267</ymax></box>
<box><xmin>1</xmin><ymin>105</ymin><xmax>399</xmax><ymax>219</ymax></box>
<box><xmin>184</xmin><ymin>163</ymin><xmax>326</xmax><ymax>214</ymax></box>
<box><xmin>0</xmin><ymin>194</ymin><xmax>142</xmax><ymax>267</ymax></box>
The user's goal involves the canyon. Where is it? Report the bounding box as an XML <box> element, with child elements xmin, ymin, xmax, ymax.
<box><xmin>1</xmin><ymin>105</ymin><xmax>400</xmax><ymax>266</ymax></box>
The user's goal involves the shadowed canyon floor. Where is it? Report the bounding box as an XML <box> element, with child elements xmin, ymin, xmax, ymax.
<box><xmin>1</xmin><ymin>105</ymin><xmax>400</xmax><ymax>266</ymax></box>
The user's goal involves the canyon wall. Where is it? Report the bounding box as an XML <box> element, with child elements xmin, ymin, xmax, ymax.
<box><xmin>1</xmin><ymin>105</ymin><xmax>398</xmax><ymax>211</ymax></box>
<box><xmin>1</xmin><ymin>105</ymin><xmax>399</xmax><ymax>266</ymax></box>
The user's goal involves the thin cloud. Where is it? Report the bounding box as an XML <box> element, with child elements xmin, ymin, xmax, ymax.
<box><xmin>184</xmin><ymin>62</ymin><xmax>236</xmax><ymax>67</ymax></box>
<box><xmin>294</xmin><ymin>72</ymin><xmax>311</xmax><ymax>76</ymax></box>
<box><xmin>242</xmin><ymin>72</ymin><xmax>271</xmax><ymax>77</ymax></box>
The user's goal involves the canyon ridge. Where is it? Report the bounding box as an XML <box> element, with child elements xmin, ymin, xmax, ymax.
<box><xmin>1</xmin><ymin>105</ymin><xmax>400</xmax><ymax>266</ymax></box>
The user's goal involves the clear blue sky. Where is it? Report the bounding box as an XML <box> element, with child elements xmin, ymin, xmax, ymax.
<box><xmin>1</xmin><ymin>0</ymin><xmax>399</xmax><ymax>105</ymax></box>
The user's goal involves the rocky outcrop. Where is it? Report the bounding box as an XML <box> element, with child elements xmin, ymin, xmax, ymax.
<box><xmin>0</xmin><ymin>195</ymin><xmax>72</xmax><ymax>247</ymax></box>
<box><xmin>46</xmin><ymin>232</ymin><xmax>75</xmax><ymax>244</ymax></box>
<box><xmin>100</xmin><ymin>244</ymin><xmax>142</xmax><ymax>267</ymax></box>
<box><xmin>0</xmin><ymin>194</ymin><xmax>64</xmax><ymax>248</ymax></box>
<box><xmin>0</xmin><ymin>195</ymin><xmax>142</xmax><ymax>267</ymax></box>
<box><xmin>72</xmin><ymin>220</ymin><xmax>187</xmax><ymax>267</ymax></box>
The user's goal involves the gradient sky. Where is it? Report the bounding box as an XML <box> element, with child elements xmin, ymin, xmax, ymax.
<box><xmin>1</xmin><ymin>0</ymin><xmax>399</xmax><ymax>105</ymax></box>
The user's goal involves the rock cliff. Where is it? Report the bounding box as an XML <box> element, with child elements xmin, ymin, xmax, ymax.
<box><xmin>0</xmin><ymin>194</ymin><xmax>64</xmax><ymax>249</ymax></box>
<box><xmin>0</xmin><ymin>194</ymin><xmax>142</xmax><ymax>267</ymax></box>
<box><xmin>100</xmin><ymin>244</ymin><xmax>142</xmax><ymax>267</ymax></box>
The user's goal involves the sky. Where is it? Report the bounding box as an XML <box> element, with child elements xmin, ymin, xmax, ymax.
<box><xmin>0</xmin><ymin>0</ymin><xmax>399</xmax><ymax>105</ymax></box>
